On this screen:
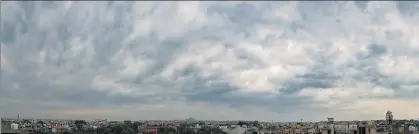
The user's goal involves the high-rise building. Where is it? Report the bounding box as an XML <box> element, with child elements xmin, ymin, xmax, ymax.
<box><xmin>327</xmin><ymin>118</ymin><xmax>335</xmax><ymax>134</ymax></box>
<box><xmin>385</xmin><ymin>110</ymin><xmax>394</xmax><ymax>133</ymax></box>
<box><xmin>386</xmin><ymin>110</ymin><xmax>393</xmax><ymax>125</ymax></box>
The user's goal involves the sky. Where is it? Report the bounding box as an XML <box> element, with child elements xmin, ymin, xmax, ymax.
<box><xmin>1</xmin><ymin>1</ymin><xmax>419</xmax><ymax>122</ymax></box>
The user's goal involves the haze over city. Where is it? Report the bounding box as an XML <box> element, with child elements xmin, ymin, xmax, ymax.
<box><xmin>1</xmin><ymin>1</ymin><xmax>419</xmax><ymax>122</ymax></box>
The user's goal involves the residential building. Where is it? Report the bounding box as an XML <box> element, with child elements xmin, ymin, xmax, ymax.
<box><xmin>219</xmin><ymin>125</ymin><xmax>228</xmax><ymax>130</ymax></box>
<box><xmin>409</xmin><ymin>126</ymin><xmax>417</xmax><ymax>132</ymax></box>
<box><xmin>320</xmin><ymin>128</ymin><xmax>329</xmax><ymax>134</ymax></box>
<box><xmin>229</xmin><ymin>126</ymin><xmax>246</xmax><ymax>134</ymax></box>
<box><xmin>139</xmin><ymin>125</ymin><xmax>158</xmax><ymax>134</ymax></box>
<box><xmin>306</xmin><ymin>128</ymin><xmax>317</xmax><ymax>134</ymax></box>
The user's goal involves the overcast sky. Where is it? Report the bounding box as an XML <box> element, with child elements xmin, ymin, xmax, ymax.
<box><xmin>1</xmin><ymin>1</ymin><xmax>419</xmax><ymax>122</ymax></box>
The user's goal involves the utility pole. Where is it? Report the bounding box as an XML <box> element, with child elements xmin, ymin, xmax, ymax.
<box><xmin>271</xmin><ymin>120</ymin><xmax>274</xmax><ymax>133</ymax></box>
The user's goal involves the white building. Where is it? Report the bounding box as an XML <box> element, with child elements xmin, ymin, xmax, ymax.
<box><xmin>11</xmin><ymin>123</ymin><xmax>19</xmax><ymax>130</ymax></box>
<box><xmin>329</xmin><ymin>124</ymin><xmax>335</xmax><ymax>134</ymax></box>
<box><xmin>307</xmin><ymin>128</ymin><xmax>316</xmax><ymax>134</ymax></box>
<box><xmin>409</xmin><ymin>126</ymin><xmax>417</xmax><ymax>132</ymax></box>
<box><xmin>348</xmin><ymin>124</ymin><xmax>358</xmax><ymax>130</ymax></box>
<box><xmin>334</xmin><ymin>124</ymin><xmax>348</xmax><ymax>132</ymax></box>
<box><xmin>229</xmin><ymin>126</ymin><xmax>246</xmax><ymax>134</ymax></box>
<box><xmin>194</xmin><ymin>124</ymin><xmax>201</xmax><ymax>129</ymax></box>
<box><xmin>219</xmin><ymin>125</ymin><xmax>228</xmax><ymax>130</ymax></box>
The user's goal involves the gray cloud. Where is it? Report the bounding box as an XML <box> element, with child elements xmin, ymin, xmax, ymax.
<box><xmin>1</xmin><ymin>1</ymin><xmax>419</xmax><ymax>121</ymax></box>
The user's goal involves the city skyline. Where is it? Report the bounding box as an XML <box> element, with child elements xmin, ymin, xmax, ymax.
<box><xmin>1</xmin><ymin>1</ymin><xmax>419</xmax><ymax>122</ymax></box>
<box><xmin>1</xmin><ymin>117</ymin><xmax>419</xmax><ymax>123</ymax></box>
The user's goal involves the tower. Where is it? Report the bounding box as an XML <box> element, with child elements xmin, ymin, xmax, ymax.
<box><xmin>386</xmin><ymin>110</ymin><xmax>393</xmax><ymax>133</ymax></box>
<box><xmin>327</xmin><ymin>118</ymin><xmax>335</xmax><ymax>134</ymax></box>
<box><xmin>386</xmin><ymin>110</ymin><xmax>393</xmax><ymax>125</ymax></box>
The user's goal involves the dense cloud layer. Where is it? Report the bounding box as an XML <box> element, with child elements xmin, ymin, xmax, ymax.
<box><xmin>1</xmin><ymin>1</ymin><xmax>419</xmax><ymax>121</ymax></box>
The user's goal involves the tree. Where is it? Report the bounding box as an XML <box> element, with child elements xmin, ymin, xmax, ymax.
<box><xmin>124</xmin><ymin>120</ymin><xmax>132</xmax><ymax>125</ymax></box>
<box><xmin>177</xmin><ymin>123</ymin><xmax>195</xmax><ymax>134</ymax></box>
<box><xmin>238</xmin><ymin>121</ymin><xmax>248</xmax><ymax>127</ymax></box>
<box><xmin>74</xmin><ymin>120</ymin><xmax>87</xmax><ymax>131</ymax></box>
<box><xmin>132</xmin><ymin>121</ymin><xmax>143</xmax><ymax>133</ymax></box>
<box><xmin>96</xmin><ymin>126</ymin><xmax>113</xmax><ymax>134</ymax></box>
<box><xmin>23</xmin><ymin>119</ymin><xmax>31</xmax><ymax>124</ymax></box>
<box><xmin>33</xmin><ymin>131</ymin><xmax>53</xmax><ymax>134</ymax></box>
<box><xmin>95</xmin><ymin>123</ymin><xmax>138</xmax><ymax>134</ymax></box>
<box><xmin>111</xmin><ymin>124</ymin><xmax>125</xmax><ymax>134</ymax></box>
<box><xmin>74</xmin><ymin>132</ymin><xmax>85</xmax><ymax>134</ymax></box>
<box><xmin>267</xmin><ymin>125</ymin><xmax>278</xmax><ymax>131</ymax></box>
<box><xmin>251</xmin><ymin>120</ymin><xmax>260</xmax><ymax>127</ymax></box>
<box><xmin>70</xmin><ymin>127</ymin><xmax>78</xmax><ymax>133</ymax></box>
<box><xmin>198</xmin><ymin>121</ymin><xmax>205</xmax><ymax>126</ymax></box>
<box><xmin>197</xmin><ymin>126</ymin><xmax>227</xmax><ymax>134</ymax></box>
<box><xmin>121</xmin><ymin>128</ymin><xmax>135</xmax><ymax>134</ymax></box>
<box><xmin>74</xmin><ymin>120</ymin><xmax>87</xmax><ymax>124</ymax></box>
<box><xmin>37</xmin><ymin>121</ymin><xmax>45</xmax><ymax>124</ymax></box>
<box><xmin>158</xmin><ymin>126</ymin><xmax>177</xmax><ymax>134</ymax></box>
<box><xmin>62</xmin><ymin>130</ymin><xmax>72</xmax><ymax>134</ymax></box>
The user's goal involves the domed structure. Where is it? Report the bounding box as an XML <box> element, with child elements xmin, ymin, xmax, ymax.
<box><xmin>386</xmin><ymin>110</ymin><xmax>393</xmax><ymax>125</ymax></box>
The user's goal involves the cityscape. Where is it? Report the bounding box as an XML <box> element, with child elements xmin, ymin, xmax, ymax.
<box><xmin>1</xmin><ymin>111</ymin><xmax>419</xmax><ymax>134</ymax></box>
<box><xmin>2</xmin><ymin>1</ymin><xmax>419</xmax><ymax>134</ymax></box>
